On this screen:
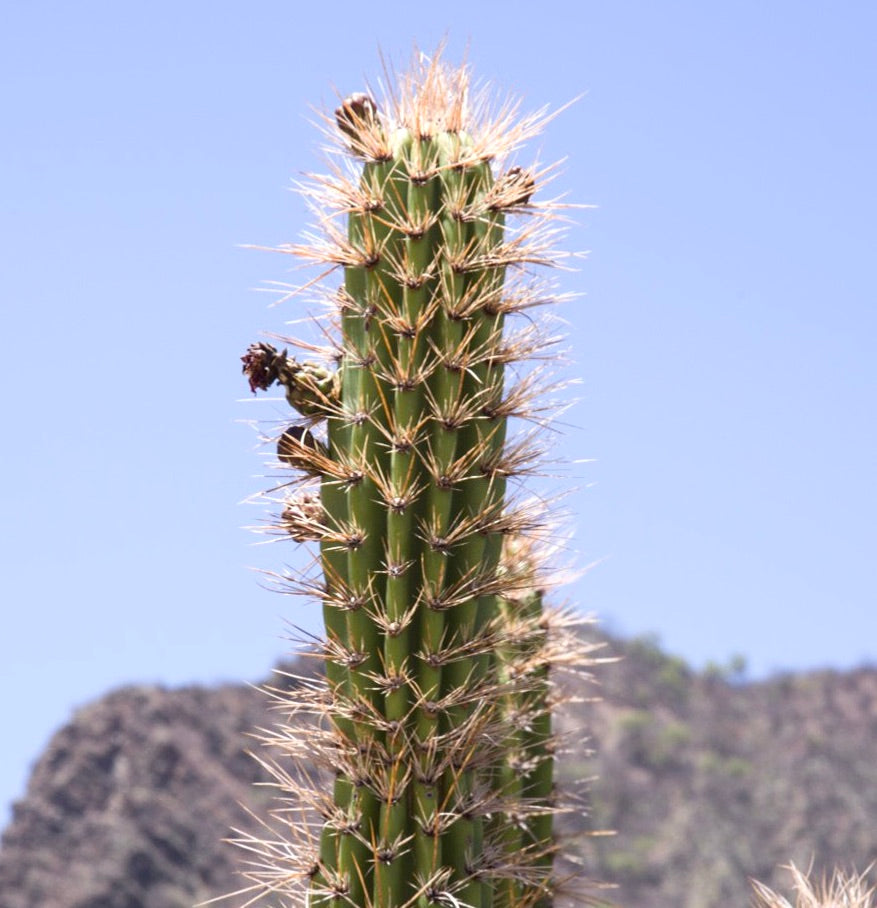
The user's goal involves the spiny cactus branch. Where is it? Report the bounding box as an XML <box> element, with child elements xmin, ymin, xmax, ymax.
<box><xmin>237</xmin><ymin>47</ymin><xmax>601</xmax><ymax>908</ymax></box>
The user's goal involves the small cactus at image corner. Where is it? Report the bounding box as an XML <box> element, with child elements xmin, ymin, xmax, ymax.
<box><xmin>751</xmin><ymin>863</ymin><xmax>876</xmax><ymax>908</ymax></box>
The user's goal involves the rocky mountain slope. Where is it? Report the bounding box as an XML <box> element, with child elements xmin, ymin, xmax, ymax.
<box><xmin>2</xmin><ymin>634</ymin><xmax>875</xmax><ymax>908</ymax></box>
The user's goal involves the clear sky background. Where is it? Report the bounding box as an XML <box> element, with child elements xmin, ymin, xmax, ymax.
<box><xmin>2</xmin><ymin>1</ymin><xmax>875</xmax><ymax>827</ymax></box>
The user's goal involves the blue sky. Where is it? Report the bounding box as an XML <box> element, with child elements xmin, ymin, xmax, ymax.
<box><xmin>2</xmin><ymin>2</ymin><xmax>875</xmax><ymax>826</ymax></box>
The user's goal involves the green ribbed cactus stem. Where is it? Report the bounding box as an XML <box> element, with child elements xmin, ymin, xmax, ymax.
<box><xmin>237</xmin><ymin>49</ymin><xmax>600</xmax><ymax>908</ymax></box>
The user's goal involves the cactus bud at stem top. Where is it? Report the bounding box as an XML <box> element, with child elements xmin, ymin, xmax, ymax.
<box><xmin>236</xmin><ymin>48</ymin><xmax>600</xmax><ymax>908</ymax></box>
<box><xmin>335</xmin><ymin>93</ymin><xmax>383</xmax><ymax>158</ymax></box>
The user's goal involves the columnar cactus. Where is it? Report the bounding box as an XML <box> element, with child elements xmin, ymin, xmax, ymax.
<box><xmin>238</xmin><ymin>51</ymin><xmax>598</xmax><ymax>908</ymax></box>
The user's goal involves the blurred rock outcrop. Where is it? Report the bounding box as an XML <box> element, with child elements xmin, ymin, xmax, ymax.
<box><xmin>2</xmin><ymin>635</ymin><xmax>876</xmax><ymax>907</ymax></box>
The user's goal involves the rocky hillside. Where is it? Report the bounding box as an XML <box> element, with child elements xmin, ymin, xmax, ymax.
<box><xmin>2</xmin><ymin>634</ymin><xmax>876</xmax><ymax>908</ymax></box>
